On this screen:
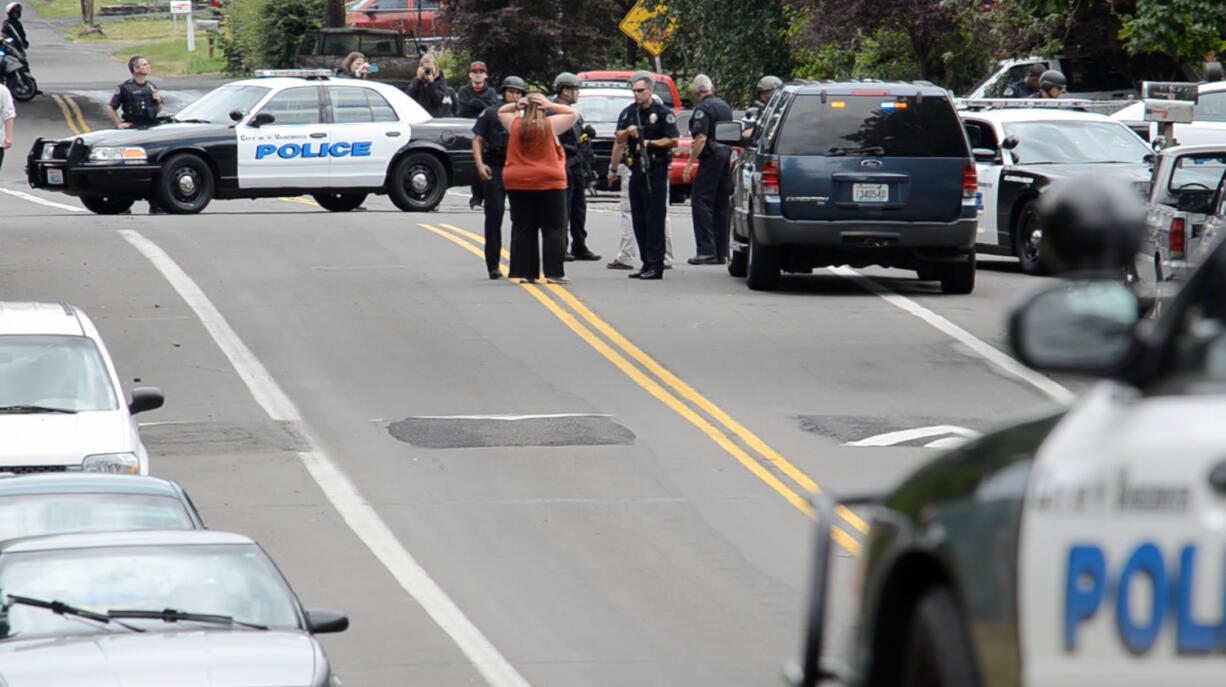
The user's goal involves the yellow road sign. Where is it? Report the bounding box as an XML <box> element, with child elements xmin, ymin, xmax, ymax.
<box><xmin>618</xmin><ymin>0</ymin><xmax>675</xmax><ymax>57</ymax></box>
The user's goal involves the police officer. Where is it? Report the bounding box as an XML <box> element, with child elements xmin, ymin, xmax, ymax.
<box><xmin>683</xmin><ymin>74</ymin><xmax>733</xmax><ymax>264</ymax></box>
<box><xmin>107</xmin><ymin>56</ymin><xmax>161</xmax><ymax>129</ymax></box>
<box><xmin>1003</xmin><ymin>64</ymin><xmax>1044</xmax><ymax>98</ymax></box>
<box><xmin>615</xmin><ymin>71</ymin><xmax>679</xmax><ymax>280</ymax></box>
<box><xmin>2</xmin><ymin>2</ymin><xmax>27</xmax><ymax>51</ymax></box>
<box><xmin>742</xmin><ymin>75</ymin><xmax>781</xmax><ymax>142</ymax></box>
<box><xmin>553</xmin><ymin>72</ymin><xmax>601</xmax><ymax>262</ymax></box>
<box><xmin>1029</xmin><ymin>70</ymin><xmax>1067</xmax><ymax>99</ymax></box>
<box><xmin>472</xmin><ymin>76</ymin><xmax>526</xmax><ymax>279</ymax></box>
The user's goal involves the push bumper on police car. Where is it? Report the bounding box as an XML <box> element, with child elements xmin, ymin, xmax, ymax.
<box><xmin>27</xmin><ymin>137</ymin><xmax>161</xmax><ymax>197</ymax></box>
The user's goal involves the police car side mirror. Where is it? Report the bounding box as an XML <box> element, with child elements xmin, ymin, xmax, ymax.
<box><xmin>714</xmin><ymin>120</ymin><xmax>741</xmax><ymax>146</ymax></box>
<box><xmin>1001</xmin><ymin>135</ymin><xmax>1019</xmax><ymax>150</ymax></box>
<box><xmin>249</xmin><ymin>112</ymin><xmax>275</xmax><ymax>127</ymax></box>
<box><xmin>972</xmin><ymin>148</ymin><xmax>998</xmax><ymax>163</ymax></box>
<box><xmin>1008</xmin><ymin>281</ymin><xmax>1139</xmax><ymax>375</ymax></box>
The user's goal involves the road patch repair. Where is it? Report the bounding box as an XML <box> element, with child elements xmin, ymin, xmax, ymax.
<box><xmin>387</xmin><ymin>413</ymin><xmax>636</xmax><ymax>449</ymax></box>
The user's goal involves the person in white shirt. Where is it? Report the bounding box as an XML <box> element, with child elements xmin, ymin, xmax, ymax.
<box><xmin>0</xmin><ymin>83</ymin><xmax>15</xmax><ymax>170</ymax></box>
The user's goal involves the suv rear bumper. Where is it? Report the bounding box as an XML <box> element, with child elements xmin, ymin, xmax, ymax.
<box><xmin>751</xmin><ymin>211</ymin><xmax>977</xmax><ymax>251</ymax></box>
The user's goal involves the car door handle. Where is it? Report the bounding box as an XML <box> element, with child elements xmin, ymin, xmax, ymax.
<box><xmin>385</xmin><ymin>131</ymin><xmax>401</xmax><ymax>137</ymax></box>
<box><xmin>1209</xmin><ymin>460</ymin><xmax>1226</xmax><ymax>493</ymax></box>
<box><xmin>309</xmin><ymin>132</ymin><xmax>327</xmax><ymax>139</ymax></box>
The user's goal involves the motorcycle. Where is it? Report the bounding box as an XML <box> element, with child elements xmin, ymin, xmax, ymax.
<box><xmin>0</xmin><ymin>36</ymin><xmax>37</xmax><ymax>102</ymax></box>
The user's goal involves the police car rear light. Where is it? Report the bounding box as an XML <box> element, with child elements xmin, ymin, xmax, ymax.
<box><xmin>761</xmin><ymin>161</ymin><xmax>780</xmax><ymax>195</ymax></box>
<box><xmin>962</xmin><ymin>163</ymin><xmax>977</xmax><ymax>199</ymax></box>
<box><xmin>1170</xmin><ymin>217</ymin><xmax>1186</xmax><ymax>259</ymax></box>
<box><xmin>256</xmin><ymin>69</ymin><xmax>332</xmax><ymax>79</ymax></box>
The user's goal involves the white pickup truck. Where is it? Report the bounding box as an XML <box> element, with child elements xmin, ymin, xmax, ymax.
<box><xmin>1133</xmin><ymin>143</ymin><xmax>1226</xmax><ymax>312</ymax></box>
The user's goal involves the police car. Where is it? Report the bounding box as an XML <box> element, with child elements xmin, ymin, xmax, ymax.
<box><xmin>26</xmin><ymin>69</ymin><xmax>477</xmax><ymax>214</ymax></box>
<box><xmin>788</xmin><ymin>181</ymin><xmax>1226</xmax><ymax>687</ymax></box>
<box><xmin>959</xmin><ymin>100</ymin><xmax>1152</xmax><ymax>274</ymax></box>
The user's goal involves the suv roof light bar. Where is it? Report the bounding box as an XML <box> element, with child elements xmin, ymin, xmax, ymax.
<box><xmin>256</xmin><ymin>69</ymin><xmax>333</xmax><ymax>79</ymax></box>
<box><xmin>955</xmin><ymin>98</ymin><xmax>1124</xmax><ymax>114</ymax></box>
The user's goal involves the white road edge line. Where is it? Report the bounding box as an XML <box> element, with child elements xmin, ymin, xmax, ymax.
<box><xmin>0</xmin><ymin>187</ymin><xmax>87</xmax><ymax>212</ymax></box>
<box><xmin>117</xmin><ymin>229</ymin><xmax>532</xmax><ymax>687</ymax></box>
<box><xmin>412</xmin><ymin>413</ymin><xmax>614</xmax><ymax>420</ymax></box>
<box><xmin>828</xmin><ymin>266</ymin><xmax>1075</xmax><ymax>404</ymax></box>
<box><xmin>846</xmin><ymin>424</ymin><xmax>980</xmax><ymax>447</ymax></box>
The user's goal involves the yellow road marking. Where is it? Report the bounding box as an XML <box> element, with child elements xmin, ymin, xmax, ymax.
<box><xmin>278</xmin><ymin>196</ymin><xmax>320</xmax><ymax>206</ymax></box>
<box><xmin>64</xmin><ymin>95</ymin><xmax>91</xmax><ymax>133</ymax></box>
<box><xmin>424</xmin><ymin>222</ymin><xmax>863</xmax><ymax>555</ymax></box>
<box><xmin>50</xmin><ymin>94</ymin><xmax>80</xmax><ymax>135</ymax></box>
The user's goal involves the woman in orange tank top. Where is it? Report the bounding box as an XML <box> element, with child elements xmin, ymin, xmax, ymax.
<box><xmin>497</xmin><ymin>92</ymin><xmax>579</xmax><ymax>283</ymax></box>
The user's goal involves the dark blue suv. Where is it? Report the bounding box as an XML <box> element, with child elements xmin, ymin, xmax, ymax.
<box><xmin>719</xmin><ymin>81</ymin><xmax>979</xmax><ymax>293</ymax></box>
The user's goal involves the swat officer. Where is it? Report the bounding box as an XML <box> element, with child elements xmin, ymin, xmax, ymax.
<box><xmin>553</xmin><ymin>72</ymin><xmax>601</xmax><ymax>262</ymax></box>
<box><xmin>472</xmin><ymin>76</ymin><xmax>527</xmax><ymax>279</ymax></box>
<box><xmin>1028</xmin><ymin>70</ymin><xmax>1067</xmax><ymax>99</ymax></box>
<box><xmin>614</xmin><ymin>71</ymin><xmax>679</xmax><ymax>280</ymax></box>
<box><xmin>1003</xmin><ymin>64</ymin><xmax>1044</xmax><ymax>98</ymax></box>
<box><xmin>107</xmin><ymin>56</ymin><xmax>161</xmax><ymax>129</ymax></box>
<box><xmin>683</xmin><ymin>74</ymin><xmax>733</xmax><ymax>264</ymax></box>
<box><xmin>742</xmin><ymin>75</ymin><xmax>782</xmax><ymax>142</ymax></box>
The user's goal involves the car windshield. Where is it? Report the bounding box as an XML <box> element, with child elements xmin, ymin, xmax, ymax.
<box><xmin>1004</xmin><ymin>120</ymin><xmax>1152</xmax><ymax>164</ymax></box>
<box><xmin>574</xmin><ymin>93</ymin><xmax>634</xmax><ymax>124</ymax></box>
<box><xmin>0</xmin><ymin>494</ymin><xmax>194</xmax><ymax>541</ymax></box>
<box><xmin>0</xmin><ymin>335</ymin><xmax>117</xmax><ymax>412</ymax></box>
<box><xmin>0</xmin><ymin>544</ymin><xmax>300</xmax><ymax>638</ymax></box>
<box><xmin>175</xmin><ymin>85</ymin><xmax>272</xmax><ymax>124</ymax></box>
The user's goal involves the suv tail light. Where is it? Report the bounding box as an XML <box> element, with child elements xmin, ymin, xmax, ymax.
<box><xmin>761</xmin><ymin>161</ymin><xmax>780</xmax><ymax>196</ymax></box>
<box><xmin>1170</xmin><ymin>217</ymin><xmax>1186</xmax><ymax>259</ymax></box>
<box><xmin>962</xmin><ymin>163</ymin><xmax>977</xmax><ymax>199</ymax></box>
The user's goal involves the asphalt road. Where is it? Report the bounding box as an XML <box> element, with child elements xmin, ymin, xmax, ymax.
<box><xmin>2</xmin><ymin>18</ymin><xmax>1078</xmax><ymax>686</ymax></box>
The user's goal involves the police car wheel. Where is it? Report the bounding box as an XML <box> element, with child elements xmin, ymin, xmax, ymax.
<box><xmin>746</xmin><ymin>229</ymin><xmax>781</xmax><ymax>291</ymax></box>
<box><xmin>899</xmin><ymin>587</ymin><xmax>981</xmax><ymax>687</ymax></box>
<box><xmin>389</xmin><ymin>152</ymin><xmax>446</xmax><ymax>212</ymax></box>
<box><xmin>155</xmin><ymin>153</ymin><xmax>213</xmax><ymax>214</ymax></box>
<box><xmin>80</xmin><ymin>195</ymin><xmax>135</xmax><ymax>215</ymax></box>
<box><xmin>312</xmin><ymin>192</ymin><xmax>368</xmax><ymax>212</ymax></box>
<box><xmin>1013</xmin><ymin>201</ymin><xmax>1049</xmax><ymax>276</ymax></box>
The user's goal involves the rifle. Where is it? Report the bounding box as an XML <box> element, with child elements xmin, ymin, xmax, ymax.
<box><xmin>578</xmin><ymin>124</ymin><xmax>598</xmax><ymax>195</ymax></box>
<box><xmin>635</xmin><ymin>107</ymin><xmax>651</xmax><ymax>194</ymax></box>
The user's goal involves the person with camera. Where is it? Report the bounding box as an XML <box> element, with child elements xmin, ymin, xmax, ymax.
<box><xmin>552</xmin><ymin>72</ymin><xmax>600</xmax><ymax>262</ymax></box>
<box><xmin>472</xmin><ymin>76</ymin><xmax>526</xmax><ymax>279</ymax></box>
<box><xmin>336</xmin><ymin>52</ymin><xmax>371</xmax><ymax>79</ymax></box>
<box><xmin>497</xmin><ymin>91</ymin><xmax>579</xmax><ymax>284</ymax></box>
<box><xmin>406</xmin><ymin>52</ymin><xmax>455</xmax><ymax>117</ymax></box>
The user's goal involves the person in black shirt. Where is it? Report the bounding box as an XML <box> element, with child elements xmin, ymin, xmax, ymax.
<box><xmin>406</xmin><ymin>52</ymin><xmax>455</xmax><ymax>118</ymax></box>
<box><xmin>683</xmin><ymin>74</ymin><xmax>733</xmax><ymax>264</ymax></box>
<box><xmin>472</xmin><ymin>76</ymin><xmax>526</xmax><ymax>279</ymax></box>
<box><xmin>2</xmin><ymin>2</ymin><xmax>27</xmax><ymax>51</ymax></box>
<box><xmin>614</xmin><ymin>71</ymin><xmax>679</xmax><ymax>280</ymax></box>
<box><xmin>457</xmin><ymin>60</ymin><xmax>499</xmax><ymax>209</ymax></box>
<box><xmin>108</xmin><ymin>55</ymin><xmax>161</xmax><ymax>129</ymax></box>
<box><xmin>553</xmin><ymin>71</ymin><xmax>600</xmax><ymax>262</ymax></box>
<box><xmin>1003</xmin><ymin>64</ymin><xmax>1044</xmax><ymax>98</ymax></box>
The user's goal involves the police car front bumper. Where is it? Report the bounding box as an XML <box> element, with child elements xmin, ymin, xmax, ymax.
<box><xmin>29</xmin><ymin>159</ymin><xmax>159</xmax><ymax>197</ymax></box>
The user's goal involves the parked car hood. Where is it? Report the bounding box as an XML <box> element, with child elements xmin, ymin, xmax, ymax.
<box><xmin>0</xmin><ymin>411</ymin><xmax>132</xmax><ymax>466</ymax></box>
<box><xmin>0</xmin><ymin>630</ymin><xmax>322</xmax><ymax>687</ymax></box>
<box><xmin>1010</xmin><ymin>161</ymin><xmax>1151</xmax><ymax>184</ymax></box>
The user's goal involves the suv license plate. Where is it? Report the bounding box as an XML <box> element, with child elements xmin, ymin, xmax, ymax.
<box><xmin>853</xmin><ymin>183</ymin><xmax>888</xmax><ymax>202</ymax></box>
<box><xmin>46</xmin><ymin>169</ymin><xmax>64</xmax><ymax>186</ymax></box>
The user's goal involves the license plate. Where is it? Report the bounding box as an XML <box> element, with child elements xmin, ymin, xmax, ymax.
<box><xmin>46</xmin><ymin>169</ymin><xmax>63</xmax><ymax>186</ymax></box>
<box><xmin>853</xmin><ymin>183</ymin><xmax>888</xmax><ymax>202</ymax></box>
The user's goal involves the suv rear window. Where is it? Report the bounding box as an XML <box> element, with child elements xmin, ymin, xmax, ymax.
<box><xmin>774</xmin><ymin>94</ymin><xmax>968</xmax><ymax>158</ymax></box>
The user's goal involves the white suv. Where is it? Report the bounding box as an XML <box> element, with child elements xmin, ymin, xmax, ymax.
<box><xmin>0</xmin><ymin>302</ymin><xmax>163</xmax><ymax>474</ymax></box>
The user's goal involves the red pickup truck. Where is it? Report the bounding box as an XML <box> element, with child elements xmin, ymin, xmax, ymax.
<box><xmin>347</xmin><ymin>0</ymin><xmax>448</xmax><ymax>39</ymax></box>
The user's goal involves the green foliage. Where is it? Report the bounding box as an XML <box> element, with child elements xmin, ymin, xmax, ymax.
<box><xmin>791</xmin><ymin>27</ymin><xmax>921</xmax><ymax>83</ymax></box>
<box><xmin>217</xmin><ymin>0</ymin><xmax>324</xmax><ymax>74</ymax></box>
<box><xmin>1119</xmin><ymin>0</ymin><xmax>1226</xmax><ymax>59</ymax></box>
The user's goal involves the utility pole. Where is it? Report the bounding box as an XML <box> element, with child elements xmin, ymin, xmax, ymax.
<box><xmin>325</xmin><ymin>0</ymin><xmax>345</xmax><ymax>28</ymax></box>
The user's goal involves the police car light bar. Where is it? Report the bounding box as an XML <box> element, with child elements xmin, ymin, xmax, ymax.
<box><xmin>955</xmin><ymin>98</ymin><xmax>1126</xmax><ymax>115</ymax></box>
<box><xmin>256</xmin><ymin>69</ymin><xmax>333</xmax><ymax>79</ymax></box>
<box><xmin>581</xmin><ymin>80</ymin><xmax>631</xmax><ymax>89</ymax></box>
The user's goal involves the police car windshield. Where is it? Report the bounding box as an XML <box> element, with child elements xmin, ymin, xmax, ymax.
<box><xmin>175</xmin><ymin>85</ymin><xmax>272</xmax><ymax>125</ymax></box>
<box><xmin>574</xmin><ymin>93</ymin><xmax>634</xmax><ymax>123</ymax></box>
<box><xmin>1003</xmin><ymin>120</ymin><xmax>1152</xmax><ymax>165</ymax></box>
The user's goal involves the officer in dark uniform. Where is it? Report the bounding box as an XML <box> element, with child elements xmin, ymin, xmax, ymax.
<box><xmin>2</xmin><ymin>2</ymin><xmax>28</xmax><ymax>51</ymax></box>
<box><xmin>683</xmin><ymin>74</ymin><xmax>733</xmax><ymax>264</ymax></box>
<box><xmin>552</xmin><ymin>71</ymin><xmax>601</xmax><ymax>262</ymax></box>
<box><xmin>1003</xmin><ymin>64</ymin><xmax>1044</xmax><ymax>98</ymax></box>
<box><xmin>1028</xmin><ymin>69</ymin><xmax>1067</xmax><ymax>99</ymax></box>
<box><xmin>615</xmin><ymin>71</ymin><xmax>679</xmax><ymax>280</ymax></box>
<box><xmin>107</xmin><ymin>55</ymin><xmax>161</xmax><ymax>129</ymax></box>
<box><xmin>472</xmin><ymin>76</ymin><xmax>526</xmax><ymax>279</ymax></box>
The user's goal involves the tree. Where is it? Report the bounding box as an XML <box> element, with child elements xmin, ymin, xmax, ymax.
<box><xmin>325</xmin><ymin>0</ymin><xmax>345</xmax><ymax>28</ymax></box>
<box><xmin>1120</xmin><ymin>0</ymin><xmax>1226</xmax><ymax>60</ymax></box>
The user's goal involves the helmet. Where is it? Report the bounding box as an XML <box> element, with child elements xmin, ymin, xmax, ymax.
<box><xmin>5</xmin><ymin>2</ymin><xmax>20</xmax><ymax>14</ymax></box>
<box><xmin>553</xmin><ymin>72</ymin><xmax>580</xmax><ymax>93</ymax></box>
<box><xmin>1039</xmin><ymin>69</ymin><xmax>1067</xmax><ymax>91</ymax></box>
<box><xmin>755</xmin><ymin>75</ymin><xmax>782</xmax><ymax>94</ymax></box>
<box><xmin>1037</xmin><ymin>175</ymin><xmax>1143</xmax><ymax>273</ymax></box>
<box><xmin>500</xmin><ymin>76</ymin><xmax>527</xmax><ymax>95</ymax></box>
<box><xmin>1205</xmin><ymin>61</ymin><xmax>1225</xmax><ymax>83</ymax></box>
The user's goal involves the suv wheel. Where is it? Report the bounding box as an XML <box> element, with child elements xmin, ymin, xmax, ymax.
<box><xmin>727</xmin><ymin>215</ymin><xmax>747</xmax><ymax>277</ymax></box>
<box><xmin>939</xmin><ymin>252</ymin><xmax>975</xmax><ymax>294</ymax></box>
<box><xmin>746</xmin><ymin>229</ymin><xmax>781</xmax><ymax>291</ymax></box>
<box><xmin>1013</xmin><ymin>201</ymin><xmax>1049</xmax><ymax>275</ymax></box>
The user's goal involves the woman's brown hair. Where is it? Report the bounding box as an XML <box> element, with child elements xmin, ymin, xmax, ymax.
<box><xmin>340</xmin><ymin>51</ymin><xmax>366</xmax><ymax>74</ymax></box>
<box><xmin>518</xmin><ymin>99</ymin><xmax>551</xmax><ymax>149</ymax></box>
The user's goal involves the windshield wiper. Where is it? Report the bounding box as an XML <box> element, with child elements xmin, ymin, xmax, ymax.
<box><xmin>172</xmin><ymin>117</ymin><xmax>211</xmax><ymax>124</ymax></box>
<box><xmin>3</xmin><ymin>594</ymin><xmax>144</xmax><ymax>633</ymax></box>
<box><xmin>108</xmin><ymin>607</ymin><xmax>268</xmax><ymax>630</ymax></box>
<box><xmin>827</xmin><ymin>146</ymin><xmax>885</xmax><ymax>157</ymax></box>
<box><xmin>0</xmin><ymin>404</ymin><xmax>76</xmax><ymax>414</ymax></box>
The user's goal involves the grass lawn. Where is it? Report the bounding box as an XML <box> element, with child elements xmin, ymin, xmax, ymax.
<box><xmin>62</xmin><ymin>17</ymin><xmax>226</xmax><ymax>75</ymax></box>
<box><xmin>33</xmin><ymin>0</ymin><xmax>151</xmax><ymax>19</ymax></box>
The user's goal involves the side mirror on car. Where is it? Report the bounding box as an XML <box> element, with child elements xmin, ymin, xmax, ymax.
<box><xmin>1000</xmin><ymin>135</ymin><xmax>1019</xmax><ymax>150</ymax></box>
<box><xmin>305</xmin><ymin>608</ymin><xmax>349</xmax><ymax>634</ymax></box>
<box><xmin>128</xmin><ymin>387</ymin><xmax>164</xmax><ymax>415</ymax></box>
<box><xmin>248</xmin><ymin>112</ymin><xmax>275</xmax><ymax>127</ymax></box>
<box><xmin>972</xmin><ymin>148</ymin><xmax>998</xmax><ymax>163</ymax></box>
<box><xmin>1009</xmin><ymin>280</ymin><xmax>1140</xmax><ymax>375</ymax></box>
<box><xmin>714</xmin><ymin>120</ymin><xmax>742</xmax><ymax>146</ymax></box>
<box><xmin>228</xmin><ymin>109</ymin><xmax>244</xmax><ymax>122</ymax></box>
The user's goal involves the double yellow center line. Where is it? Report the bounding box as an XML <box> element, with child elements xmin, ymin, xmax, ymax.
<box><xmin>52</xmin><ymin>94</ymin><xmax>91</xmax><ymax>135</ymax></box>
<box><xmin>421</xmin><ymin>222</ymin><xmax>868</xmax><ymax>555</ymax></box>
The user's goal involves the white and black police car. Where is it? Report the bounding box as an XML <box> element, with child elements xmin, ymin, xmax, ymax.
<box><xmin>789</xmin><ymin>178</ymin><xmax>1226</xmax><ymax>687</ymax></box>
<box><xmin>959</xmin><ymin>99</ymin><xmax>1152</xmax><ymax>275</ymax></box>
<box><xmin>26</xmin><ymin>69</ymin><xmax>477</xmax><ymax>214</ymax></box>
